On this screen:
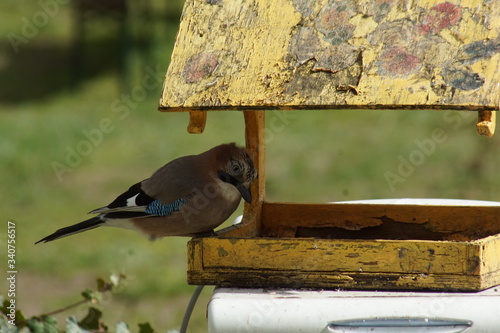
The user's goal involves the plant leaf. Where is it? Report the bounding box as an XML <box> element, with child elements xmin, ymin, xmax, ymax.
<box><xmin>66</xmin><ymin>317</ymin><xmax>91</xmax><ymax>333</ymax></box>
<box><xmin>41</xmin><ymin>316</ymin><xmax>58</xmax><ymax>333</ymax></box>
<box><xmin>78</xmin><ymin>307</ymin><xmax>103</xmax><ymax>331</ymax></box>
<box><xmin>138</xmin><ymin>322</ymin><xmax>155</xmax><ymax>333</ymax></box>
<box><xmin>26</xmin><ymin>318</ymin><xmax>42</xmax><ymax>333</ymax></box>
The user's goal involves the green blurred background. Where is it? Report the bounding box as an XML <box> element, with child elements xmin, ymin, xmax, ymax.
<box><xmin>1</xmin><ymin>0</ymin><xmax>500</xmax><ymax>332</ymax></box>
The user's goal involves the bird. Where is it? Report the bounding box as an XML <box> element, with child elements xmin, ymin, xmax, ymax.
<box><xmin>36</xmin><ymin>143</ymin><xmax>257</xmax><ymax>243</ymax></box>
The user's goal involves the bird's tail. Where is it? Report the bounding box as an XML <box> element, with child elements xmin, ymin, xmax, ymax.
<box><xmin>35</xmin><ymin>216</ymin><xmax>104</xmax><ymax>244</ymax></box>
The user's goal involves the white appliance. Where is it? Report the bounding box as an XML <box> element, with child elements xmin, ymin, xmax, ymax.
<box><xmin>208</xmin><ymin>287</ymin><xmax>500</xmax><ymax>332</ymax></box>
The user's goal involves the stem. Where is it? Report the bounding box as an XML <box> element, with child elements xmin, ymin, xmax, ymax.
<box><xmin>43</xmin><ymin>299</ymin><xmax>89</xmax><ymax>317</ymax></box>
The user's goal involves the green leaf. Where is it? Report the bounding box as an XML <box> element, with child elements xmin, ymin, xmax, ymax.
<box><xmin>22</xmin><ymin>316</ymin><xmax>58</xmax><ymax>333</ymax></box>
<box><xmin>1</xmin><ymin>299</ymin><xmax>26</xmax><ymax>328</ymax></box>
<box><xmin>96</xmin><ymin>278</ymin><xmax>115</xmax><ymax>294</ymax></box>
<box><xmin>138</xmin><ymin>322</ymin><xmax>155</xmax><ymax>333</ymax></box>
<box><xmin>80</xmin><ymin>289</ymin><xmax>93</xmax><ymax>302</ymax></box>
<box><xmin>96</xmin><ymin>278</ymin><xmax>106</xmax><ymax>292</ymax></box>
<box><xmin>14</xmin><ymin>309</ymin><xmax>27</xmax><ymax>326</ymax></box>
<box><xmin>66</xmin><ymin>317</ymin><xmax>91</xmax><ymax>333</ymax></box>
<box><xmin>78</xmin><ymin>307</ymin><xmax>103</xmax><ymax>331</ymax></box>
<box><xmin>41</xmin><ymin>316</ymin><xmax>58</xmax><ymax>333</ymax></box>
<box><xmin>26</xmin><ymin>317</ymin><xmax>44</xmax><ymax>333</ymax></box>
<box><xmin>0</xmin><ymin>312</ymin><xmax>20</xmax><ymax>333</ymax></box>
<box><xmin>80</xmin><ymin>289</ymin><xmax>101</xmax><ymax>303</ymax></box>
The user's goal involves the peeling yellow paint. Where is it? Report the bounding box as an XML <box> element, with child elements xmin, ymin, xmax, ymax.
<box><xmin>384</xmin><ymin>4</ymin><xmax>407</xmax><ymax>21</ymax></box>
<box><xmin>417</xmin><ymin>0</ymin><xmax>471</xmax><ymax>6</ymax></box>
<box><xmin>476</xmin><ymin>54</ymin><xmax>500</xmax><ymax>97</ymax></box>
<box><xmin>349</xmin><ymin>76</ymin><xmax>440</xmax><ymax>106</ymax></box>
<box><xmin>350</xmin><ymin>14</ymin><xmax>378</xmax><ymax>38</ymax></box>
<box><xmin>160</xmin><ymin>0</ymin><xmax>500</xmax><ymax>111</ymax></box>
<box><xmin>183</xmin><ymin>0</ymin><xmax>300</xmax><ymax>107</ymax></box>
<box><xmin>455</xmin><ymin>11</ymin><xmax>493</xmax><ymax>44</ymax></box>
<box><xmin>439</xmin><ymin>29</ymin><xmax>465</xmax><ymax>47</ymax></box>
<box><xmin>188</xmin><ymin>228</ymin><xmax>500</xmax><ymax>290</ymax></box>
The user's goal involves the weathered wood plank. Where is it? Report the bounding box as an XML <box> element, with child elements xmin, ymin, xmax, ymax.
<box><xmin>187</xmin><ymin>237</ymin><xmax>500</xmax><ymax>291</ymax></box>
<box><xmin>187</xmin><ymin>269</ymin><xmax>495</xmax><ymax>291</ymax></box>
<box><xmin>479</xmin><ymin>235</ymin><xmax>500</xmax><ymax>276</ymax></box>
<box><xmin>198</xmin><ymin>237</ymin><xmax>477</xmax><ymax>275</ymax></box>
<box><xmin>260</xmin><ymin>202</ymin><xmax>500</xmax><ymax>241</ymax></box>
<box><xmin>187</xmin><ymin>205</ymin><xmax>500</xmax><ymax>291</ymax></box>
<box><xmin>160</xmin><ymin>0</ymin><xmax>500</xmax><ymax>111</ymax></box>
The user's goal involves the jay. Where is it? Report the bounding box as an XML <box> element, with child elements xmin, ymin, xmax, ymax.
<box><xmin>36</xmin><ymin>143</ymin><xmax>257</xmax><ymax>243</ymax></box>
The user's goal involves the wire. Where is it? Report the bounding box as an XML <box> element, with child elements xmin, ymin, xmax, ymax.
<box><xmin>180</xmin><ymin>285</ymin><xmax>205</xmax><ymax>333</ymax></box>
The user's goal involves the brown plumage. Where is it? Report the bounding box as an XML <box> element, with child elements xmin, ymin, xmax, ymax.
<box><xmin>36</xmin><ymin>143</ymin><xmax>257</xmax><ymax>243</ymax></box>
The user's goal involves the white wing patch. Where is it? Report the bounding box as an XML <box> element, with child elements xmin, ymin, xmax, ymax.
<box><xmin>126</xmin><ymin>193</ymin><xmax>140</xmax><ymax>207</ymax></box>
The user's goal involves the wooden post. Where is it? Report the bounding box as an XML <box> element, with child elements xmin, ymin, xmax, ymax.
<box><xmin>219</xmin><ymin>111</ymin><xmax>265</xmax><ymax>237</ymax></box>
<box><xmin>476</xmin><ymin>110</ymin><xmax>496</xmax><ymax>137</ymax></box>
<box><xmin>187</xmin><ymin>111</ymin><xmax>207</xmax><ymax>134</ymax></box>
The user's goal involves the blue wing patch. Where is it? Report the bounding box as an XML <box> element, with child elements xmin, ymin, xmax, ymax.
<box><xmin>145</xmin><ymin>198</ymin><xmax>187</xmax><ymax>216</ymax></box>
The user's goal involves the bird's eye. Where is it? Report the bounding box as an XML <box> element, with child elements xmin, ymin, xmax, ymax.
<box><xmin>230</xmin><ymin>163</ymin><xmax>242</xmax><ymax>175</ymax></box>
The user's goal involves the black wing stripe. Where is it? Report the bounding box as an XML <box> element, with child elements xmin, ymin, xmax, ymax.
<box><xmin>107</xmin><ymin>182</ymin><xmax>155</xmax><ymax>208</ymax></box>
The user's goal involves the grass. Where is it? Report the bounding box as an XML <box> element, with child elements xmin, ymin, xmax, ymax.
<box><xmin>2</xmin><ymin>1</ymin><xmax>500</xmax><ymax>332</ymax></box>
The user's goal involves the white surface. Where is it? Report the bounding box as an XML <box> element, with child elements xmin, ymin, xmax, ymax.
<box><xmin>208</xmin><ymin>287</ymin><xmax>500</xmax><ymax>332</ymax></box>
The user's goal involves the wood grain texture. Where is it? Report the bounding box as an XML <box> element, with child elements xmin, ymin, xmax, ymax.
<box><xmin>187</xmin><ymin>111</ymin><xmax>207</xmax><ymax>133</ymax></box>
<box><xmin>219</xmin><ymin>111</ymin><xmax>266</xmax><ymax>237</ymax></box>
<box><xmin>187</xmin><ymin>201</ymin><xmax>500</xmax><ymax>291</ymax></box>
<box><xmin>187</xmin><ymin>269</ymin><xmax>500</xmax><ymax>291</ymax></box>
<box><xmin>187</xmin><ymin>235</ymin><xmax>500</xmax><ymax>291</ymax></box>
<box><xmin>260</xmin><ymin>202</ymin><xmax>500</xmax><ymax>241</ymax></box>
<box><xmin>160</xmin><ymin>0</ymin><xmax>500</xmax><ymax>111</ymax></box>
<box><xmin>200</xmin><ymin>238</ymin><xmax>473</xmax><ymax>274</ymax></box>
<box><xmin>476</xmin><ymin>110</ymin><xmax>496</xmax><ymax>137</ymax></box>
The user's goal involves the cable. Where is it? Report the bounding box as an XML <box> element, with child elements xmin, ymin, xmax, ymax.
<box><xmin>180</xmin><ymin>285</ymin><xmax>205</xmax><ymax>333</ymax></box>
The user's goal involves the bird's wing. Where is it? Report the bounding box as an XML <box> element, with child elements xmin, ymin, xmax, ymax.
<box><xmin>89</xmin><ymin>182</ymin><xmax>154</xmax><ymax>214</ymax></box>
<box><xmin>141</xmin><ymin>155</ymin><xmax>211</xmax><ymax>204</ymax></box>
<box><xmin>90</xmin><ymin>154</ymin><xmax>211</xmax><ymax>218</ymax></box>
<box><xmin>89</xmin><ymin>181</ymin><xmax>188</xmax><ymax>218</ymax></box>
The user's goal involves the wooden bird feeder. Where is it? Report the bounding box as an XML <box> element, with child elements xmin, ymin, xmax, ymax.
<box><xmin>160</xmin><ymin>0</ymin><xmax>500</xmax><ymax>291</ymax></box>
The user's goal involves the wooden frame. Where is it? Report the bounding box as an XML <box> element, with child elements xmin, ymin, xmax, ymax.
<box><xmin>159</xmin><ymin>0</ymin><xmax>500</xmax><ymax>291</ymax></box>
<box><xmin>182</xmin><ymin>111</ymin><xmax>500</xmax><ymax>291</ymax></box>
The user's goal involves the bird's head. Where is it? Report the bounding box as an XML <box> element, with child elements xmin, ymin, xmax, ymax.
<box><xmin>215</xmin><ymin>143</ymin><xmax>258</xmax><ymax>203</ymax></box>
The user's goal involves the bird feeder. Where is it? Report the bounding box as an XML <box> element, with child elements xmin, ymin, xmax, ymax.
<box><xmin>159</xmin><ymin>0</ymin><xmax>500</xmax><ymax>291</ymax></box>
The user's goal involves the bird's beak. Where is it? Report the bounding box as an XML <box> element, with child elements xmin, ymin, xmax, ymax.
<box><xmin>218</xmin><ymin>170</ymin><xmax>253</xmax><ymax>203</ymax></box>
<box><xmin>236</xmin><ymin>183</ymin><xmax>252</xmax><ymax>203</ymax></box>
